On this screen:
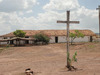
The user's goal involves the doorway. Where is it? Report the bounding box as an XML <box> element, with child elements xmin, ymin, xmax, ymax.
<box><xmin>25</xmin><ymin>40</ymin><xmax>29</xmax><ymax>44</ymax></box>
<box><xmin>10</xmin><ymin>40</ymin><xmax>14</xmax><ymax>44</ymax></box>
<box><xmin>90</xmin><ymin>36</ymin><xmax>93</xmax><ymax>42</ymax></box>
<box><xmin>55</xmin><ymin>37</ymin><xmax>58</xmax><ymax>43</ymax></box>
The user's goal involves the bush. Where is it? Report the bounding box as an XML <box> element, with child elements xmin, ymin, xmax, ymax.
<box><xmin>33</xmin><ymin>33</ymin><xmax>50</xmax><ymax>45</ymax></box>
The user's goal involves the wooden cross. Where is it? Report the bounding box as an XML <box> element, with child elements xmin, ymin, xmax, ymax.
<box><xmin>96</xmin><ymin>5</ymin><xmax>100</xmax><ymax>36</ymax></box>
<box><xmin>57</xmin><ymin>11</ymin><xmax>79</xmax><ymax>67</ymax></box>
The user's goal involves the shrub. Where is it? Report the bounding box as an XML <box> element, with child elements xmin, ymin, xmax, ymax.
<box><xmin>33</xmin><ymin>33</ymin><xmax>50</xmax><ymax>44</ymax></box>
<box><xmin>67</xmin><ymin>52</ymin><xmax>77</xmax><ymax>70</ymax></box>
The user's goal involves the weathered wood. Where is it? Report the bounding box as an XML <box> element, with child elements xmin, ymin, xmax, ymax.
<box><xmin>57</xmin><ymin>21</ymin><xmax>67</xmax><ymax>23</ymax></box>
<box><xmin>69</xmin><ymin>21</ymin><xmax>79</xmax><ymax>24</ymax></box>
<box><xmin>96</xmin><ymin>6</ymin><xmax>100</xmax><ymax>10</ymax></box>
<box><xmin>57</xmin><ymin>11</ymin><xmax>80</xmax><ymax>67</ymax></box>
<box><xmin>66</xmin><ymin>11</ymin><xmax>70</xmax><ymax>67</ymax></box>
<box><xmin>57</xmin><ymin>21</ymin><xmax>79</xmax><ymax>24</ymax></box>
<box><xmin>96</xmin><ymin>5</ymin><xmax>100</xmax><ymax>36</ymax></box>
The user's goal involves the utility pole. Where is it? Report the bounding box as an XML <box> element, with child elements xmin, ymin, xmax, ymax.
<box><xmin>96</xmin><ymin>5</ymin><xmax>100</xmax><ymax>37</ymax></box>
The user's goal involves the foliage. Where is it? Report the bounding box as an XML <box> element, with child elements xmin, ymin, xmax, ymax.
<box><xmin>72</xmin><ymin>52</ymin><xmax>77</xmax><ymax>62</ymax></box>
<box><xmin>6</xmin><ymin>44</ymin><xmax>10</xmax><ymax>48</ymax></box>
<box><xmin>0</xmin><ymin>48</ymin><xmax>4</xmax><ymax>53</ymax></box>
<box><xmin>88</xmin><ymin>45</ymin><xmax>95</xmax><ymax>48</ymax></box>
<box><xmin>67</xmin><ymin>52</ymin><xmax>77</xmax><ymax>66</ymax></box>
<box><xmin>33</xmin><ymin>33</ymin><xmax>50</xmax><ymax>44</ymax></box>
<box><xmin>67</xmin><ymin>52</ymin><xmax>77</xmax><ymax>70</ymax></box>
<box><xmin>70</xmin><ymin>30</ymin><xmax>84</xmax><ymax>45</ymax></box>
<box><xmin>13</xmin><ymin>30</ymin><xmax>26</xmax><ymax>37</ymax></box>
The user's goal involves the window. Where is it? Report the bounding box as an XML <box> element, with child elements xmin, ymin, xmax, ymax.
<box><xmin>25</xmin><ymin>36</ymin><xmax>29</xmax><ymax>38</ymax></box>
<box><xmin>4</xmin><ymin>37</ymin><xmax>7</xmax><ymax>39</ymax></box>
<box><xmin>10</xmin><ymin>37</ymin><xmax>13</xmax><ymax>39</ymax></box>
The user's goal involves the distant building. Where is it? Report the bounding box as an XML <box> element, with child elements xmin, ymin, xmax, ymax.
<box><xmin>0</xmin><ymin>30</ymin><xmax>96</xmax><ymax>45</ymax></box>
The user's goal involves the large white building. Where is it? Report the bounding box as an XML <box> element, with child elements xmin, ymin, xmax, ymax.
<box><xmin>0</xmin><ymin>30</ymin><xmax>96</xmax><ymax>45</ymax></box>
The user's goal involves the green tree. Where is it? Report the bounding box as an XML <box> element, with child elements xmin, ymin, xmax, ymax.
<box><xmin>13</xmin><ymin>30</ymin><xmax>26</xmax><ymax>37</ymax></box>
<box><xmin>13</xmin><ymin>30</ymin><xmax>26</xmax><ymax>46</ymax></box>
<box><xmin>70</xmin><ymin>30</ymin><xmax>84</xmax><ymax>45</ymax></box>
<box><xmin>33</xmin><ymin>33</ymin><xmax>50</xmax><ymax>45</ymax></box>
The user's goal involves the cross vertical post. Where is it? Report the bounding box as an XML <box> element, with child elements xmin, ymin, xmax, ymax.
<box><xmin>66</xmin><ymin>11</ymin><xmax>70</xmax><ymax>67</ymax></box>
<box><xmin>57</xmin><ymin>11</ymin><xmax>79</xmax><ymax>67</ymax></box>
<box><xmin>96</xmin><ymin>5</ymin><xmax>100</xmax><ymax>37</ymax></box>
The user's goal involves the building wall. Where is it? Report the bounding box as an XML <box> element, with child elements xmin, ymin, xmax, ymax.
<box><xmin>0</xmin><ymin>42</ymin><xmax>7</xmax><ymax>45</ymax></box>
<box><xmin>93</xmin><ymin>37</ymin><xmax>100</xmax><ymax>42</ymax></box>
<box><xmin>13</xmin><ymin>40</ymin><xmax>33</xmax><ymax>45</ymax></box>
<box><xmin>0</xmin><ymin>36</ymin><xmax>92</xmax><ymax>45</ymax></box>
<box><xmin>0</xmin><ymin>37</ymin><xmax>8</xmax><ymax>45</ymax></box>
<box><xmin>49</xmin><ymin>36</ymin><xmax>90</xmax><ymax>43</ymax></box>
<box><xmin>13</xmin><ymin>40</ymin><xmax>25</xmax><ymax>45</ymax></box>
<box><xmin>72</xmin><ymin>36</ymin><xmax>90</xmax><ymax>42</ymax></box>
<box><xmin>0</xmin><ymin>37</ymin><xmax>3</xmax><ymax>40</ymax></box>
<box><xmin>49</xmin><ymin>36</ymin><xmax>55</xmax><ymax>43</ymax></box>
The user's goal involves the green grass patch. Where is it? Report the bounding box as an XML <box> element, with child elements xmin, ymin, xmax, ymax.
<box><xmin>0</xmin><ymin>45</ymin><xmax>10</xmax><ymax>53</ymax></box>
<box><xmin>0</xmin><ymin>48</ymin><xmax>5</xmax><ymax>53</ymax></box>
<box><xmin>88</xmin><ymin>45</ymin><xmax>95</xmax><ymax>48</ymax></box>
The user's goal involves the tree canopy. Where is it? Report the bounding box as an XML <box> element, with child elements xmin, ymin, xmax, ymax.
<box><xmin>13</xmin><ymin>30</ymin><xmax>26</xmax><ymax>37</ymax></box>
<box><xmin>70</xmin><ymin>30</ymin><xmax>84</xmax><ymax>45</ymax></box>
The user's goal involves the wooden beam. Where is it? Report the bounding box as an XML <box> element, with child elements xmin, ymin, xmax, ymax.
<box><xmin>57</xmin><ymin>21</ymin><xmax>79</xmax><ymax>24</ymax></box>
<box><xmin>96</xmin><ymin>8</ymin><xmax>100</xmax><ymax>10</ymax></box>
<box><xmin>57</xmin><ymin>21</ymin><xmax>67</xmax><ymax>23</ymax></box>
<box><xmin>69</xmin><ymin>21</ymin><xmax>80</xmax><ymax>24</ymax></box>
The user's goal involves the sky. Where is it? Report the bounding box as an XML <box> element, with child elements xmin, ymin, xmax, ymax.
<box><xmin>0</xmin><ymin>0</ymin><xmax>100</xmax><ymax>35</ymax></box>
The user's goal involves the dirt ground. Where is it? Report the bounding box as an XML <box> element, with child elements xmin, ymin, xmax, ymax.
<box><xmin>0</xmin><ymin>42</ymin><xmax>100</xmax><ymax>75</ymax></box>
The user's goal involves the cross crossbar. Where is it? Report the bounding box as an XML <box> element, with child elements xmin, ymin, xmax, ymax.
<box><xmin>96</xmin><ymin>5</ymin><xmax>100</xmax><ymax>11</ymax></box>
<box><xmin>69</xmin><ymin>21</ymin><xmax>79</xmax><ymax>24</ymax></box>
<box><xmin>96</xmin><ymin>8</ymin><xmax>100</xmax><ymax>10</ymax></box>
<box><xmin>57</xmin><ymin>21</ymin><xmax>67</xmax><ymax>23</ymax></box>
<box><xmin>57</xmin><ymin>21</ymin><xmax>79</xmax><ymax>24</ymax></box>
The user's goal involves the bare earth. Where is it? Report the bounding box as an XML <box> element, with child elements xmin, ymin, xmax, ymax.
<box><xmin>0</xmin><ymin>42</ymin><xmax>100</xmax><ymax>75</ymax></box>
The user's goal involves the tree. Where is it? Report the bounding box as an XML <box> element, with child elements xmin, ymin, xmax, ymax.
<box><xmin>33</xmin><ymin>33</ymin><xmax>50</xmax><ymax>45</ymax></box>
<box><xmin>70</xmin><ymin>30</ymin><xmax>84</xmax><ymax>45</ymax></box>
<box><xmin>13</xmin><ymin>30</ymin><xmax>26</xmax><ymax>46</ymax></box>
<box><xmin>13</xmin><ymin>30</ymin><xmax>26</xmax><ymax>37</ymax></box>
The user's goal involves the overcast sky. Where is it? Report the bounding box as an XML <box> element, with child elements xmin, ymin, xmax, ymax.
<box><xmin>0</xmin><ymin>0</ymin><xmax>100</xmax><ymax>35</ymax></box>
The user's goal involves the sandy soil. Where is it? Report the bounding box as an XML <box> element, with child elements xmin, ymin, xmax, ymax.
<box><xmin>0</xmin><ymin>42</ymin><xmax>100</xmax><ymax>75</ymax></box>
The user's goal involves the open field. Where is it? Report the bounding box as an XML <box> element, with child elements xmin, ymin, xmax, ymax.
<box><xmin>0</xmin><ymin>42</ymin><xmax>100</xmax><ymax>75</ymax></box>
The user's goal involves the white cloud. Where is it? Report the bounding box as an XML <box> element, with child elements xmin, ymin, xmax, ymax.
<box><xmin>18</xmin><ymin>12</ymin><xmax>24</xmax><ymax>16</ymax></box>
<box><xmin>42</xmin><ymin>0</ymin><xmax>98</xmax><ymax>33</ymax></box>
<box><xmin>0</xmin><ymin>0</ymin><xmax>37</xmax><ymax>12</ymax></box>
<box><xmin>26</xmin><ymin>10</ymin><xmax>33</xmax><ymax>13</ymax></box>
<box><xmin>0</xmin><ymin>0</ymin><xmax>99</xmax><ymax>35</ymax></box>
<box><xmin>0</xmin><ymin>0</ymin><xmax>2</xmax><ymax>3</ymax></box>
<box><xmin>43</xmin><ymin>0</ymin><xmax>80</xmax><ymax>11</ymax></box>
